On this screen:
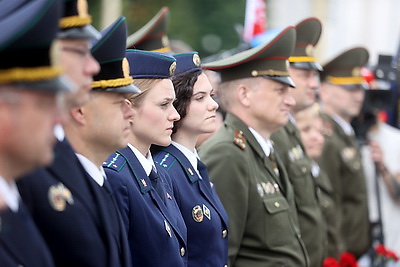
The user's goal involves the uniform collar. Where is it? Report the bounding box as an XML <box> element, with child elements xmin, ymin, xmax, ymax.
<box><xmin>0</xmin><ymin>176</ymin><xmax>20</xmax><ymax>212</ymax></box>
<box><xmin>75</xmin><ymin>153</ymin><xmax>105</xmax><ymax>186</ymax></box>
<box><xmin>248</xmin><ymin>127</ymin><xmax>274</xmax><ymax>157</ymax></box>
<box><xmin>171</xmin><ymin>141</ymin><xmax>200</xmax><ymax>175</ymax></box>
<box><xmin>127</xmin><ymin>143</ymin><xmax>155</xmax><ymax>176</ymax></box>
<box><xmin>331</xmin><ymin>114</ymin><xmax>354</xmax><ymax>136</ymax></box>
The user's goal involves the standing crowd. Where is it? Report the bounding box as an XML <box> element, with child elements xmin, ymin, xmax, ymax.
<box><xmin>1</xmin><ymin>0</ymin><xmax>399</xmax><ymax>267</ymax></box>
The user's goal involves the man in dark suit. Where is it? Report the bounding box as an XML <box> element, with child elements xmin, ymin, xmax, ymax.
<box><xmin>0</xmin><ymin>0</ymin><xmax>71</xmax><ymax>266</ymax></box>
<box><xmin>17</xmin><ymin>6</ymin><xmax>140</xmax><ymax>267</ymax></box>
<box><xmin>199</xmin><ymin>26</ymin><xmax>310</xmax><ymax>266</ymax></box>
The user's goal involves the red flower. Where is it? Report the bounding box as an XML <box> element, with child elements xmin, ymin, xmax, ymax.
<box><xmin>385</xmin><ymin>249</ymin><xmax>399</xmax><ymax>262</ymax></box>
<box><xmin>339</xmin><ymin>252</ymin><xmax>358</xmax><ymax>267</ymax></box>
<box><xmin>375</xmin><ymin>244</ymin><xmax>387</xmax><ymax>256</ymax></box>
<box><xmin>323</xmin><ymin>257</ymin><xmax>340</xmax><ymax>267</ymax></box>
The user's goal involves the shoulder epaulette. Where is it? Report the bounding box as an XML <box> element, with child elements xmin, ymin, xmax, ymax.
<box><xmin>234</xmin><ymin>130</ymin><xmax>246</xmax><ymax>150</ymax></box>
<box><xmin>153</xmin><ymin>152</ymin><xmax>177</xmax><ymax>171</ymax></box>
<box><xmin>103</xmin><ymin>152</ymin><xmax>127</xmax><ymax>172</ymax></box>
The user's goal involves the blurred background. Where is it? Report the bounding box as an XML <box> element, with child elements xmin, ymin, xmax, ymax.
<box><xmin>89</xmin><ymin>0</ymin><xmax>400</xmax><ymax>127</ymax></box>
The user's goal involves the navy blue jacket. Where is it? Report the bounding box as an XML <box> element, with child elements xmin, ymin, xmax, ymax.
<box><xmin>0</xmin><ymin>204</ymin><xmax>54</xmax><ymax>267</ymax></box>
<box><xmin>103</xmin><ymin>146</ymin><xmax>188</xmax><ymax>267</ymax></box>
<box><xmin>152</xmin><ymin>144</ymin><xmax>229</xmax><ymax>267</ymax></box>
<box><xmin>17</xmin><ymin>139</ymin><xmax>131</xmax><ymax>267</ymax></box>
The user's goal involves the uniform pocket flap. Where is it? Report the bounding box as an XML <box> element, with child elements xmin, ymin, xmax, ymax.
<box><xmin>263</xmin><ymin>197</ymin><xmax>289</xmax><ymax>214</ymax></box>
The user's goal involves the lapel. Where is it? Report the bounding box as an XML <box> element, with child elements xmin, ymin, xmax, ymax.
<box><xmin>47</xmin><ymin>139</ymin><xmax>99</xmax><ymax>222</ymax></box>
<box><xmin>286</xmin><ymin>120</ymin><xmax>305</xmax><ymax>150</ymax></box>
<box><xmin>226</xmin><ymin>114</ymin><xmax>285</xmax><ymax>191</ymax></box>
<box><xmin>157</xmin><ymin>145</ymin><xmax>228</xmax><ymax>226</ymax></box>
<box><xmin>116</xmin><ymin>147</ymin><xmax>186</xmax><ymax>244</ymax></box>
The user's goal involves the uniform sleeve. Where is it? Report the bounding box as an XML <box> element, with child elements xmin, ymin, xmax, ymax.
<box><xmin>200</xmin><ymin>142</ymin><xmax>249</xmax><ymax>265</ymax></box>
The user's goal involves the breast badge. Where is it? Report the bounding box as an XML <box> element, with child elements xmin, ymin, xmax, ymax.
<box><xmin>233</xmin><ymin>130</ymin><xmax>246</xmax><ymax>150</ymax></box>
<box><xmin>48</xmin><ymin>183</ymin><xmax>74</xmax><ymax>212</ymax></box>
<box><xmin>164</xmin><ymin>219</ymin><xmax>172</xmax><ymax>237</ymax></box>
<box><xmin>192</xmin><ymin>205</ymin><xmax>203</xmax><ymax>223</ymax></box>
<box><xmin>203</xmin><ymin>204</ymin><xmax>211</xmax><ymax>220</ymax></box>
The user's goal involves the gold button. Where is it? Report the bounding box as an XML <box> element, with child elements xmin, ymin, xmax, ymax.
<box><xmin>222</xmin><ymin>229</ymin><xmax>228</xmax><ymax>238</ymax></box>
<box><xmin>180</xmin><ymin>247</ymin><xmax>185</xmax><ymax>256</ymax></box>
<box><xmin>301</xmin><ymin>167</ymin><xmax>307</xmax><ymax>173</ymax></box>
<box><xmin>274</xmin><ymin>201</ymin><xmax>280</xmax><ymax>208</ymax></box>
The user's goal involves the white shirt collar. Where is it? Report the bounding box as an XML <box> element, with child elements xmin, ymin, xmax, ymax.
<box><xmin>331</xmin><ymin>114</ymin><xmax>354</xmax><ymax>136</ymax></box>
<box><xmin>288</xmin><ymin>113</ymin><xmax>296</xmax><ymax>125</ymax></box>
<box><xmin>171</xmin><ymin>141</ymin><xmax>200</xmax><ymax>176</ymax></box>
<box><xmin>311</xmin><ymin>160</ymin><xmax>321</xmax><ymax>178</ymax></box>
<box><xmin>248</xmin><ymin>127</ymin><xmax>274</xmax><ymax>157</ymax></box>
<box><xmin>0</xmin><ymin>176</ymin><xmax>20</xmax><ymax>212</ymax></box>
<box><xmin>75</xmin><ymin>153</ymin><xmax>105</xmax><ymax>186</ymax></box>
<box><xmin>53</xmin><ymin>124</ymin><xmax>65</xmax><ymax>141</ymax></box>
<box><xmin>127</xmin><ymin>143</ymin><xmax>155</xmax><ymax>176</ymax></box>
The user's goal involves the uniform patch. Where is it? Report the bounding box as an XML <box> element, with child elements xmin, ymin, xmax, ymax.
<box><xmin>103</xmin><ymin>152</ymin><xmax>126</xmax><ymax>172</ymax></box>
<box><xmin>288</xmin><ymin>145</ymin><xmax>304</xmax><ymax>162</ymax></box>
<box><xmin>257</xmin><ymin>183</ymin><xmax>264</xmax><ymax>197</ymax></box>
<box><xmin>341</xmin><ymin>147</ymin><xmax>356</xmax><ymax>161</ymax></box>
<box><xmin>48</xmin><ymin>183</ymin><xmax>74</xmax><ymax>211</ymax></box>
<box><xmin>192</xmin><ymin>205</ymin><xmax>203</xmax><ymax>222</ymax></box>
<box><xmin>203</xmin><ymin>204</ymin><xmax>211</xmax><ymax>220</ymax></box>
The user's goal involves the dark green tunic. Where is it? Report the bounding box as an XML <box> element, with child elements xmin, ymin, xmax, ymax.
<box><xmin>317</xmin><ymin>113</ymin><xmax>371</xmax><ymax>258</ymax></box>
<box><xmin>271</xmin><ymin>120</ymin><xmax>326</xmax><ymax>267</ymax></box>
<box><xmin>199</xmin><ymin>113</ymin><xmax>309</xmax><ymax>267</ymax></box>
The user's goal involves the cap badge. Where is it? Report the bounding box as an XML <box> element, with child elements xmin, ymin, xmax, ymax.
<box><xmin>122</xmin><ymin>58</ymin><xmax>131</xmax><ymax>79</ymax></box>
<box><xmin>192</xmin><ymin>205</ymin><xmax>204</xmax><ymax>222</ymax></box>
<box><xmin>169</xmin><ymin>61</ymin><xmax>176</xmax><ymax>76</ymax></box>
<box><xmin>305</xmin><ymin>44</ymin><xmax>314</xmax><ymax>57</ymax></box>
<box><xmin>48</xmin><ymin>183</ymin><xmax>74</xmax><ymax>212</ymax></box>
<box><xmin>162</xmin><ymin>35</ymin><xmax>169</xmax><ymax>47</ymax></box>
<box><xmin>352</xmin><ymin>67</ymin><xmax>361</xmax><ymax>77</ymax></box>
<box><xmin>77</xmin><ymin>0</ymin><xmax>89</xmax><ymax>17</ymax></box>
<box><xmin>193</xmin><ymin>53</ymin><xmax>201</xmax><ymax>67</ymax></box>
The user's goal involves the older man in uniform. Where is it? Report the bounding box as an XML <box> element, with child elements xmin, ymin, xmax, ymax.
<box><xmin>17</xmin><ymin>6</ymin><xmax>139</xmax><ymax>267</ymax></box>
<box><xmin>199</xmin><ymin>26</ymin><xmax>310</xmax><ymax>267</ymax></box>
<box><xmin>271</xmin><ymin>17</ymin><xmax>328</xmax><ymax>265</ymax></box>
<box><xmin>317</xmin><ymin>47</ymin><xmax>372</xmax><ymax>259</ymax></box>
<box><xmin>0</xmin><ymin>0</ymin><xmax>71</xmax><ymax>265</ymax></box>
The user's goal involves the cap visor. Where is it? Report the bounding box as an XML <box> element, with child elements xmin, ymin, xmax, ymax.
<box><xmin>11</xmin><ymin>75</ymin><xmax>75</xmax><ymax>93</ymax></box>
<box><xmin>58</xmin><ymin>25</ymin><xmax>101</xmax><ymax>40</ymax></box>
<box><xmin>93</xmin><ymin>84</ymin><xmax>141</xmax><ymax>94</ymax></box>
<box><xmin>263</xmin><ymin>76</ymin><xmax>296</xmax><ymax>88</ymax></box>
<box><xmin>290</xmin><ymin>62</ymin><xmax>323</xmax><ymax>71</ymax></box>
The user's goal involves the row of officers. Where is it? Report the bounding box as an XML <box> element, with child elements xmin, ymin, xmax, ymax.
<box><xmin>0</xmin><ymin>0</ymin><xmax>379</xmax><ymax>266</ymax></box>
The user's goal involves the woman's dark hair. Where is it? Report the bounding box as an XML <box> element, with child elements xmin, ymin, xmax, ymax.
<box><xmin>172</xmin><ymin>69</ymin><xmax>202</xmax><ymax>134</ymax></box>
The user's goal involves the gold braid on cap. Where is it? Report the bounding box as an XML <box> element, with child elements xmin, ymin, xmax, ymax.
<box><xmin>59</xmin><ymin>16</ymin><xmax>92</xmax><ymax>29</ymax></box>
<box><xmin>326</xmin><ymin>76</ymin><xmax>365</xmax><ymax>85</ymax></box>
<box><xmin>289</xmin><ymin>56</ymin><xmax>317</xmax><ymax>63</ymax></box>
<box><xmin>251</xmin><ymin>69</ymin><xmax>289</xmax><ymax>77</ymax></box>
<box><xmin>92</xmin><ymin>77</ymin><xmax>134</xmax><ymax>89</ymax></box>
<box><xmin>150</xmin><ymin>46</ymin><xmax>170</xmax><ymax>53</ymax></box>
<box><xmin>0</xmin><ymin>66</ymin><xmax>62</xmax><ymax>83</ymax></box>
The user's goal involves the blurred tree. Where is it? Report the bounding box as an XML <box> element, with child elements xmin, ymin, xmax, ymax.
<box><xmin>90</xmin><ymin>0</ymin><xmax>246</xmax><ymax>57</ymax></box>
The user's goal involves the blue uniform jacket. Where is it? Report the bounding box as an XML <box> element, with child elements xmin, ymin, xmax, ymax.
<box><xmin>0</xmin><ymin>204</ymin><xmax>54</xmax><ymax>267</ymax></box>
<box><xmin>152</xmin><ymin>144</ymin><xmax>229</xmax><ymax>267</ymax></box>
<box><xmin>17</xmin><ymin>139</ymin><xmax>131</xmax><ymax>267</ymax></box>
<box><xmin>103</xmin><ymin>146</ymin><xmax>188</xmax><ymax>267</ymax></box>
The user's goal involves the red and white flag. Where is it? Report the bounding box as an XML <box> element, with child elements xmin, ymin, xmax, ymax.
<box><xmin>243</xmin><ymin>0</ymin><xmax>267</xmax><ymax>43</ymax></box>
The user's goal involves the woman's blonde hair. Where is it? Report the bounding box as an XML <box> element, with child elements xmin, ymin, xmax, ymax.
<box><xmin>127</xmin><ymin>78</ymin><xmax>164</xmax><ymax>106</ymax></box>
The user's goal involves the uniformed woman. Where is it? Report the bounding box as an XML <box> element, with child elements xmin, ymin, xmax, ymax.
<box><xmin>152</xmin><ymin>52</ymin><xmax>229</xmax><ymax>267</ymax></box>
<box><xmin>103</xmin><ymin>49</ymin><xmax>187</xmax><ymax>267</ymax></box>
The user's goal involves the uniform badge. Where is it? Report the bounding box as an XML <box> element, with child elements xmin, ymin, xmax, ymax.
<box><xmin>261</xmin><ymin>182</ymin><xmax>275</xmax><ymax>194</ymax></box>
<box><xmin>233</xmin><ymin>130</ymin><xmax>246</xmax><ymax>150</ymax></box>
<box><xmin>166</xmin><ymin>192</ymin><xmax>172</xmax><ymax>200</ymax></box>
<box><xmin>48</xmin><ymin>183</ymin><xmax>74</xmax><ymax>212</ymax></box>
<box><xmin>164</xmin><ymin>220</ymin><xmax>172</xmax><ymax>237</ymax></box>
<box><xmin>257</xmin><ymin>183</ymin><xmax>264</xmax><ymax>197</ymax></box>
<box><xmin>192</xmin><ymin>205</ymin><xmax>203</xmax><ymax>223</ymax></box>
<box><xmin>188</xmin><ymin>168</ymin><xmax>194</xmax><ymax>176</ymax></box>
<box><xmin>203</xmin><ymin>204</ymin><xmax>211</xmax><ymax>220</ymax></box>
<box><xmin>274</xmin><ymin>183</ymin><xmax>280</xmax><ymax>192</ymax></box>
<box><xmin>140</xmin><ymin>179</ymin><xmax>147</xmax><ymax>187</ymax></box>
<box><xmin>341</xmin><ymin>147</ymin><xmax>356</xmax><ymax>161</ymax></box>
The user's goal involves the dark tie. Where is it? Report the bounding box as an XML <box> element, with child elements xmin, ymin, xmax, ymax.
<box><xmin>149</xmin><ymin>169</ymin><xmax>165</xmax><ymax>202</ymax></box>
<box><xmin>197</xmin><ymin>159</ymin><xmax>210</xmax><ymax>180</ymax></box>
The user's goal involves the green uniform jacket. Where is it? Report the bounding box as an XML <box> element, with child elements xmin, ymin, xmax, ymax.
<box><xmin>317</xmin><ymin>113</ymin><xmax>371</xmax><ymax>258</ymax></box>
<box><xmin>312</xmin><ymin>164</ymin><xmax>341</xmax><ymax>259</ymax></box>
<box><xmin>199</xmin><ymin>113</ymin><xmax>309</xmax><ymax>267</ymax></box>
<box><xmin>271</xmin><ymin>121</ymin><xmax>326</xmax><ymax>266</ymax></box>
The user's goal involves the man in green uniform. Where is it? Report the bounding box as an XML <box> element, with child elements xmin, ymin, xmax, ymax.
<box><xmin>199</xmin><ymin>26</ymin><xmax>310</xmax><ymax>267</ymax></box>
<box><xmin>271</xmin><ymin>17</ymin><xmax>328</xmax><ymax>266</ymax></box>
<box><xmin>318</xmin><ymin>47</ymin><xmax>372</xmax><ymax>259</ymax></box>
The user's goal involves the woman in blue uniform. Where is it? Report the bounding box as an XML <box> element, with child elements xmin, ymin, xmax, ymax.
<box><xmin>152</xmin><ymin>52</ymin><xmax>229</xmax><ymax>267</ymax></box>
<box><xmin>103</xmin><ymin>49</ymin><xmax>187</xmax><ymax>267</ymax></box>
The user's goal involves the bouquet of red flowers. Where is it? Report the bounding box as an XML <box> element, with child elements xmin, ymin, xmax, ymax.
<box><xmin>373</xmin><ymin>244</ymin><xmax>399</xmax><ymax>266</ymax></box>
<box><xmin>323</xmin><ymin>252</ymin><xmax>358</xmax><ymax>267</ymax></box>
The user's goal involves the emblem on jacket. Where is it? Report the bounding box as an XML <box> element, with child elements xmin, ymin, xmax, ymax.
<box><xmin>288</xmin><ymin>145</ymin><xmax>304</xmax><ymax>162</ymax></box>
<box><xmin>48</xmin><ymin>183</ymin><xmax>74</xmax><ymax>211</ymax></box>
<box><xmin>192</xmin><ymin>205</ymin><xmax>203</xmax><ymax>222</ymax></box>
<box><xmin>234</xmin><ymin>130</ymin><xmax>246</xmax><ymax>150</ymax></box>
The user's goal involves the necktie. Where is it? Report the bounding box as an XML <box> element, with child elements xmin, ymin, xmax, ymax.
<box><xmin>149</xmin><ymin>169</ymin><xmax>165</xmax><ymax>202</ymax></box>
<box><xmin>268</xmin><ymin>151</ymin><xmax>280</xmax><ymax>177</ymax></box>
<box><xmin>197</xmin><ymin>159</ymin><xmax>208</xmax><ymax>180</ymax></box>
